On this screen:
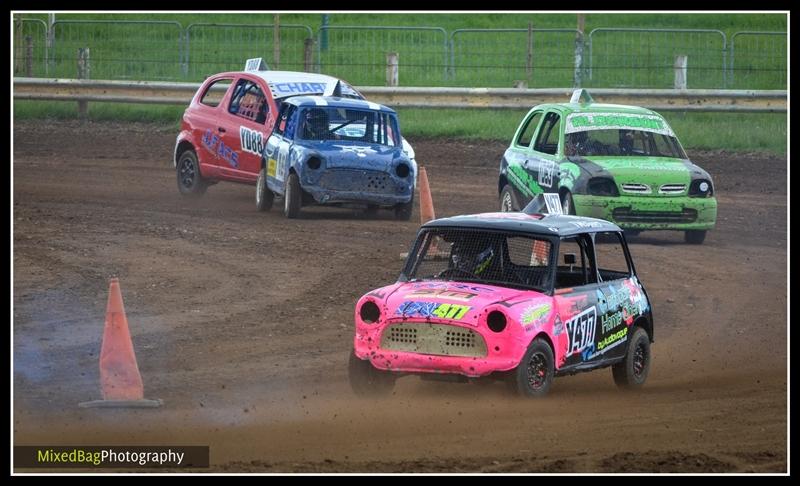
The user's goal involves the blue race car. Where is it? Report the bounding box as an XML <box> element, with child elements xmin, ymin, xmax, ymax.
<box><xmin>257</xmin><ymin>96</ymin><xmax>417</xmax><ymax>219</ymax></box>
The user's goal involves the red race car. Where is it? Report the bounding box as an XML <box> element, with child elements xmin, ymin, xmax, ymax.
<box><xmin>173</xmin><ymin>58</ymin><xmax>416</xmax><ymax>197</ymax></box>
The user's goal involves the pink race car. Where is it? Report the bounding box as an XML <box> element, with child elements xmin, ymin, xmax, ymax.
<box><xmin>350</xmin><ymin>209</ymin><xmax>653</xmax><ymax>397</ymax></box>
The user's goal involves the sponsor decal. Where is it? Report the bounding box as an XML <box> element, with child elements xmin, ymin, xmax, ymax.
<box><xmin>571</xmin><ymin>220</ymin><xmax>604</xmax><ymax>228</ymax></box>
<box><xmin>521</xmin><ymin>303</ymin><xmax>551</xmax><ymax>329</ymax></box>
<box><xmin>202</xmin><ymin>129</ymin><xmax>239</xmax><ymax>168</ymax></box>
<box><xmin>396</xmin><ymin>301</ymin><xmax>471</xmax><ymax>320</ymax></box>
<box><xmin>553</xmin><ymin>314</ymin><xmax>564</xmax><ymax>336</ymax></box>
<box><xmin>271</xmin><ymin>82</ymin><xmax>327</xmax><ymax>95</ymax></box>
<box><xmin>239</xmin><ymin>126</ymin><xmax>266</xmax><ymax>156</ymax></box>
<box><xmin>406</xmin><ymin>289</ymin><xmax>477</xmax><ymax>301</ymax></box>
<box><xmin>586</xmin><ymin>326</ymin><xmax>628</xmax><ymax>359</ymax></box>
<box><xmin>411</xmin><ymin>282</ymin><xmax>496</xmax><ymax>293</ymax></box>
<box><xmin>566</xmin><ymin>306</ymin><xmax>597</xmax><ymax>358</ymax></box>
<box><xmin>267</xmin><ymin>158</ymin><xmax>277</xmax><ymax>177</ymax></box>
<box><xmin>566</xmin><ymin>112</ymin><xmax>674</xmax><ymax>137</ymax></box>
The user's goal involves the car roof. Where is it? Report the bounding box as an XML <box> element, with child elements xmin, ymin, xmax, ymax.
<box><xmin>284</xmin><ymin>96</ymin><xmax>396</xmax><ymax>113</ymax></box>
<box><xmin>216</xmin><ymin>70</ymin><xmax>352</xmax><ymax>100</ymax></box>
<box><xmin>422</xmin><ymin>212</ymin><xmax>622</xmax><ymax>237</ymax></box>
<box><xmin>535</xmin><ymin>102</ymin><xmax>660</xmax><ymax>117</ymax></box>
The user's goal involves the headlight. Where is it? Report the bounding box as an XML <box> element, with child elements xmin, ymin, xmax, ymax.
<box><xmin>689</xmin><ymin>179</ymin><xmax>713</xmax><ymax>197</ymax></box>
<box><xmin>359</xmin><ymin>301</ymin><xmax>381</xmax><ymax>324</ymax></box>
<box><xmin>395</xmin><ymin>163</ymin><xmax>411</xmax><ymax>178</ymax></box>
<box><xmin>487</xmin><ymin>310</ymin><xmax>507</xmax><ymax>333</ymax></box>
<box><xmin>307</xmin><ymin>156</ymin><xmax>322</xmax><ymax>170</ymax></box>
<box><xmin>587</xmin><ymin>177</ymin><xmax>619</xmax><ymax>197</ymax></box>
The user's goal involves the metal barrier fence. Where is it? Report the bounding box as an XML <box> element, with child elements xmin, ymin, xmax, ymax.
<box><xmin>449</xmin><ymin>29</ymin><xmax>581</xmax><ymax>88</ymax></box>
<box><xmin>185</xmin><ymin>23</ymin><xmax>313</xmax><ymax>80</ymax></box>
<box><xmin>316</xmin><ymin>26</ymin><xmax>448</xmax><ymax>86</ymax></box>
<box><xmin>13</xmin><ymin>78</ymin><xmax>787</xmax><ymax>113</ymax></box>
<box><xmin>588</xmin><ymin>28</ymin><xmax>728</xmax><ymax>89</ymax></box>
<box><xmin>11</xmin><ymin>17</ymin><xmax>788</xmax><ymax>90</ymax></box>
<box><xmin>730</xmin><ymin>31</ymin><xmax>787</xmax><ymax>90</ymax></box>
<box><xmin>12</xmin><ymin>18</ymin><xmax>48</xmax><ymax>77</ymax></box>
<box><xmin>51</xmin><ymin>20</ymin><xmax>184</xmax><ymax>80</ymax></box>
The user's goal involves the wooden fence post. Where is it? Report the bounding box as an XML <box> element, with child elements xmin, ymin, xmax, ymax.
<box><xmin>674</xmin><ymin>55</ymin><xmax>688</xmax><ymax>89</ymax></box>
<box><xmin>78</xmin><ymin>48</ymin><xmax>90</xmax><ymax>119</ymax></box>
<box><xmin>386</xmin><ymin>52</ymin><xmax>399</xmax><ymax>87</ymax></box>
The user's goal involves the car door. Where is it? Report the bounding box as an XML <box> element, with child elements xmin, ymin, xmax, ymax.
<box><xmin>551</xmin><ymin>233</ymin><xmax>606</xmax><ymax>371</ymax></box>
<box><xmin>525</xmin><ymin>110</ymin><xmax>562</xmax><ymax>197</ymax></box>
<box><xmin>219</xmin><ymin>75</ymin><xmax>274</xmax><ymax>183</ymax></box>
<box><xmin>592</xmin><ymin>231</ymin><xmax>647</xmax><ymax>362</ymax></box>
<box><xmin>504</xmin><ymin>110</ymin><xmax>543</xmax><ymax>207</ymax></box>
<box><xmin>190</xmin><ymin>76</ymin><xmax>235</xmax><ymax>179</ymax></box>
<box><xmin>263</xmin><ymin>103</ymin><xmax>299</xmax><ymax>195</ymax></box>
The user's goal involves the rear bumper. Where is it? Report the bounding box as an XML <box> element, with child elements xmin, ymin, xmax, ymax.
<box><xmin>573</xmin><ymin>194</ymin><xmax>717</xmax><ymax>230</ymax></box>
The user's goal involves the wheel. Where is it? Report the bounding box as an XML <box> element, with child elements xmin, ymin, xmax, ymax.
<box><xmin>283</xmin><ymin>172</ymin><xmax>302</xmax><ymax>219</ymax></box>
<box><xmin>561</xmin><ymin>190</ymin><xmax>576</xmax><ymax>215</ymax></box>
<box><xmin>685</xmin><ymin>230</ymin><xmax>707</xmax><ymax>244</ymax></box>
<box><xmin>511</xmin><ymin>338</ymin><xmax>555</xmax><ymax>398</ymax></box>
<box><xmin>500</xmin><ymin>184</ymin><xmax>518</xmax><ymax>212</ymax></box>
<box><xmin>348</xmin><ymin>351</ymin><xmax>395</xmax><ymax>397</ymax></box>
<box><xmin>255</xmin><ymin>168</ymin><xmax>274</xmax><ymax>212</ymax></box>
<box><xmin>176</xmin><ymin>150</ymin><xmax>208</xmax><ymax>197</ymax></box>
<box><xmin>612</xmin><ymin>327</ymin><xmax>651</xmax><ymax>389</ymax></box>
<box><xmin>394</xmin><ymin>196</ymin><xmax>413</xmax><ymax>221</ymax></box>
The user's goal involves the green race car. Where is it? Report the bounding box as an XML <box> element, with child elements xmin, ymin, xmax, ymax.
<box><xmin>498</xmin><ymin>89</ymin><xmax>717</xmax><ymax>244</ymax></box>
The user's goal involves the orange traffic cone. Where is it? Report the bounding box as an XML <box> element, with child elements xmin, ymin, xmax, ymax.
<box><xmin>79</xmin><ymin>278</ymin><xmax>161</xmax><ymax>408</ymax></box>
<box><xmin>418</xmin><ymin>166</ymin><xmax>436</xmax><ymax>225</ymax></box>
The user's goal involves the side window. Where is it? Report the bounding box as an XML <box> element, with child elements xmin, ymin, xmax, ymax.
<box><xmin>515</xmin><ymin>112</ymin><xmax>542</xmax><ymax>148</ymax></box>
<box><xmin>555</xmin><ymin>234</ymin><xmax>597</xmax><ymax>289</ymax></box>
<box><xmin>199</xmin><ymin>78</ymin><xmax>233</xmax><ymax>107</ymax></box>
<box><xmin>594</xmin><ymin>232</ymin><xmax>631</xmax><ymax>282</ymax></box>
<box><xmin>273</xmin><ymin>104</ymin><xmax>296</xmax><ymax>138</ymax></box>
<box><xmin>228</xmin><ymin>79</ymin><xmax>269</xmax><ymax>124</ymax></box>
<box><xmin>533</xmin><ymin>112</ymin><xmax>561</xmax><ymax>155</ymax></box>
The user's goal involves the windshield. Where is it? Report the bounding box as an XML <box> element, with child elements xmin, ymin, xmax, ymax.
<box><xmin>299</xmin><ymin>107</ymin><xmax>400</xmax><ymax>146</ymax></box>
<box><xmin>565</xmin><ymin>129</ymin><xmax>686</xmax><ymax>158</ymax></box>
<box><xmin>401</xmin><ymin>228</ymin><xmax>554</xmax><ymax>292</ymax></box>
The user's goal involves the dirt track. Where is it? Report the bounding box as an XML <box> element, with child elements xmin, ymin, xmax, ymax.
<box><xmin>13</xmin><ymin>120</ymin><xmax>787</xmax><ymax>473</ymax></box>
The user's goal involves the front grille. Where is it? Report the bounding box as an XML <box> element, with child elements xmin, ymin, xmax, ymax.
<box><xmin>621</xmin><ymin>183</ymin><xmax>652</xmax><ymax>194</ymax></box>
<box><xmin>318</xmin><ymin>169</ymin><xmax>394</xmax><ymax>194</ymax></box>
<box><xmin>659</xmin><ymin>184</ymin><xmax>687</xmax><ymax>195</ymax></box>
<box><xmin>613</xmin><ymin>207</ymin><xmax>698</xmax><ymax>224</ymax></box>
<box><xmin>381</xmin><ymin>323</ymin><xmax>487</xmax><ymax>357</ymax></box>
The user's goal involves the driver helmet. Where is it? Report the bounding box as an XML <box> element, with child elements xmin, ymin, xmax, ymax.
<box><xmin>451</xmin><ymin>241</ymin><xmax>495</xmax><ymax>275</ymax></box>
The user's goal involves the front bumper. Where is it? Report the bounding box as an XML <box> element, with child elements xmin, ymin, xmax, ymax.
<box><xmin>302</xmin><ymin>168</ymin><xmax>413</xmax><ymax>207</ymax></box>
<box><xmin>353</xmin><ymin>320</ymin><xmax>526</xmax><ymax>378</ymax></box>
<box><xmin>573</xmin><ymin>194</ymin><xmax>717</xmax><ymax>230</ymax></box>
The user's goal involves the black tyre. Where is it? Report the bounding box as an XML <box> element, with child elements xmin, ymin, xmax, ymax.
<box><xmin>500</xmin><ymin>184</ymin><xmax>518</xmax><ymax>212</ymax></box>
<box><xmin>685</xmin><ymin>230</ymin><xmax>707</xmax><ymax>244</ymax></box>
<box><xmin>394</xmin><ymin>196</ymin><xmax>413</xmax><ymax>221</ymax></box>
<box><xmin>255</xmin><ymin>168</ymin><xmax>274</xmax><ymax>212</ymax></box>
<box><xmin>283</xmin><ymin>172</ymin><xmax>302</xmax><ymax>219</ymax></box>
<box><xmin>348</xmin><ymin>351</ymin><xmax>395</xmax><ymax>397</ymax></box>
<box><xmin>176</xmin><ymin>150</ymin><xmax>208</xmax><ymax>197</ymax></box>
<box><xmin>561</xmin><ymin>190</ymin><xmax>576</xmax><ymax>215</ymax></box>
<box><xmin>512</xmin><ymin>338</ymin><xmax>555</xmax><ymax>398</ymax></box>
<box><xmin>612</xmin><ymin>327</ymin><xmax>651</xmax><ymax>389</ymax></box>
